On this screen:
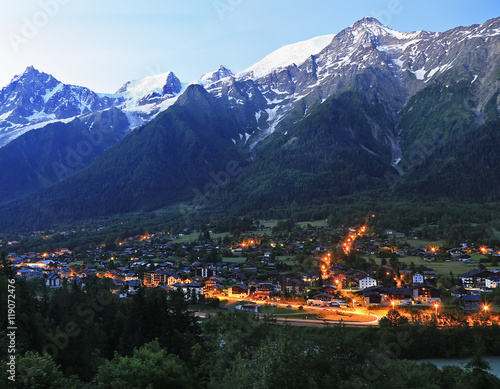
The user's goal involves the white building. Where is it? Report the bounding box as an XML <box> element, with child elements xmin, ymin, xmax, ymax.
<box><xmin>359</xmin><ymin>276</ymin><xmax>377</xmax><ymax>289</ymax></box>
<box><xmin>485</xmin><ymin>276</ymin><xmax>500</xmax><ymax>289</ymax></box>
<box><xmin>413</xmin><ymin>273</ymin><xmax>424</xmax><ymax>284</ymax></box>
<box><xmin>172</xmin><ymin>282</ymin><xmax>204</xmax><ymax>300</ymax></box>
<box><xmin>45</xmin><ymin>273</ymin><xmax>61</xmax><ymax>288</ymax></box>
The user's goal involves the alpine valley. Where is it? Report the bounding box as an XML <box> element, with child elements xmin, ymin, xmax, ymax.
<box><xmin>1</xmin><ymin>16</ymin><xmax>500</xmax><ymax>231</ymax></box>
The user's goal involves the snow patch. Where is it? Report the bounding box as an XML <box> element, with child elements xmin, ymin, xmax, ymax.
<box><xmin>0</xmin><ymin>116</ymin><xmax>75</xmax><ymax>148</ymax></box>
<box><xmin>377</xmin><ymin>39</ymin><xmax>423</xmax><ymax>56</ymax></box>
<box><xmin>26</xmin><ymin>110</ymin><xmax>56</xmax><ymax>121</ymax></box>
<box><xmin>426</xmin><ymin>67</ymin><xmax>439</xmax><ymax>79</ymax></box>
<box><xmin>228</xmin><ymin>96</ymin><xmax>245</xmax><ymax>105</ymax></box>
<box><xmin>0</xmin><ymin>110</ymin><xmax>14</xmax><ymax>121</ymax></box>
<box><xmin>123</xmin><ymin>110</ymin><xmax>145</xmax><ymax>131</ymax></box>
<box><xmin>43</xmin><ymin>83</ymin><xmax>63</xmax><ymax>103</ymax></box>
<box><xmin>412</xmin><ymin>68</ymin><xmax>426</xmax><ymax>80</ymax></box>
<box><xmin>265</xmin><ymin>106</ymin><xmax>279</xmax><ymax>124</ymax></box>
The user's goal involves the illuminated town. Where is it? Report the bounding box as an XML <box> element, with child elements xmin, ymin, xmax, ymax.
<box><xmin>4</xmin><ymin>217</ymin><xmax>499</xmax><ymax>327</ymax></box>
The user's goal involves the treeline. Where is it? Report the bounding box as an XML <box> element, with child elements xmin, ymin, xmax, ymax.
<box><xmin>4</xmin><ymin>215</ymin><xmax>260</xmax><ymax>255</ymax></box>
<box><xmin>6</xmin><ymin>198</ymin><xmax>500</xmax><ymax>255</ymax></box>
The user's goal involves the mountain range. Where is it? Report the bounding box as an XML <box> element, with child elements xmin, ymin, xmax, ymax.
<box><xmin>1</xmin><ymin>16</ymin><xmax>500</xmax><ymax>231</ymax></box>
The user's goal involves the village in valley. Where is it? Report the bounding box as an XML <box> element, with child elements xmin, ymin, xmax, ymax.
<box><xmin>4</xmin><ymin>217</ymin><xmax>500</xmax><ymax>326</ymax></box>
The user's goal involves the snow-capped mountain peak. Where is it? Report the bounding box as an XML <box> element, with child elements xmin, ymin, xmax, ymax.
<box><xmin>339</xmin><ymin>16</ymin><xmax>432</xmax><ymax>50</ymax></box>
<box><xmin>111</xmin><ymin>71</ymin><xmax>184</xmax><ymax>128</ymax></box>
<box><xmin>115</xmin><ymin>71</ymin><xmax>182</xmax><ymax>98</ymax></box>
<box><xmin>350</xmin><ymin>16</ymin><xmax>410</xmax><ymax>37</ymax></box>
<box><xmin>0</xmin><ymin>66</ymin><xmax>187</xmax><ymax>148</ymax></box>
<box><xmin>2</xmin><ymin>16</ymin><xmax>500</xmax><ymax>152</ymax></box>
<box><xmin>350</xmin><ymin>16</ymin><xmax>384</xmax><ymax>32</ymax></box>
<box><xmin>365</xmin><ymin>18</ymin><xmax>424</xmax><ymax>40</ymax></box>
<box><xmin>236</xmin><ymin>33</ymin><xmax>335</xmax><ymax>80</ymax></box>
<box><xmin>0</xmin><ymin>66</ymin><xmax>117</xmax><ymax>147</ymax></box>
<box><xmin>200</xmin><ymin>65</ymin><xmax>234</xmax><ymax>84</ymax></box>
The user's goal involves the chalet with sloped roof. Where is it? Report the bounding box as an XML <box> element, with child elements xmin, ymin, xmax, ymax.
<box><xmin>46</xmin><ymin>273</ymin><xmax>61</xmax><ymax>288</ymax></box>
<box><xmin>462</xmin><ymin>295</ymin><xmax>482</xmax><ymax>311</ymax></box>
<box><xmin>486</xmin><ymin>276</ymin><xmax>500</xmax><ymax>289</ymax></box>
<box><xmin>228</xmin><ymin>284</ymin><xmax>250</xmax><ymax>298</ymax></box>
<box><xmin>459</xmin><ymin>269</ymin><xmax>494</xmax><ymax>288</ymax></box>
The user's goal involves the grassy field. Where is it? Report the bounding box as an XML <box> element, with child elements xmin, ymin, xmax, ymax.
<box><xmin>259</xmin><ymin>306</ymin><xmax>298</xmax><ymax>314</ymax></box>
<box><xmin>413</xmin><ymin>260</ymin><xmax>479</xmax><ymax>275</ymax></box>
<box><xmin>405</xmin><ymin>238</ymin><xmax>445</xmax><ymax>249</ymax></box>
<box><xmin>172</xmin><ymin>219</ymin><xmax>329</xmax><ymax>243</ymax></box>
<box><xmin>491</xmin><ymin>227</ymin><xmax>500</xmax><ymax>240</ymax></box>
<box><xmin>174</xmin><ymin>231</ymin><xmax>231</xmax><ymax>243</ymax></box>
<box><xmin>297</xmin><ymin>220</ymin><xmax>329</xmax><ymax>228</ymax></box>
<box><xmin>258</xmin><ymin>219</ymin><xmax>328</xmax><ymax>229</ymax></box>
<box><xmin>250</xmin><ymin>229</ymin><xmax>273</xmax><ymax>236</ymax></box>
<box><xmin>260</xmin><ymin>220</ymin><xmax>279</xmax><ymax>228</ymax></box>
<box><xmin>173</xmin><ymin>228</ymin><xmax>277</xmax><ymax>243</ymax></box>
<box><xmin>369</xmin><ymin>254</ymin><xmax>480</xmax><ymax>275</ymax></box>
<box><xmin>221</xmin><ymin>255</ymin><xmax>294</xmax><ymax>263</ymax></box>
<box><xmin>398</xmin><ymin>256</ymin><xmax>480</xmax><ymax>275</ymax></box>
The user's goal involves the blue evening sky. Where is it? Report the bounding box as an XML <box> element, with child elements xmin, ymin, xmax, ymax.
<box><xmin>1</xmin><ymin>0</ymin><xmax>499</xmax><ymax>92</ymax></box>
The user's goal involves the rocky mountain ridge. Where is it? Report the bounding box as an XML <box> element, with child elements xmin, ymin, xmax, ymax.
<box><xmin>0</xmin><ymin>16</ymin><xmax>500</xmax><ymax>230</ymax></box>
